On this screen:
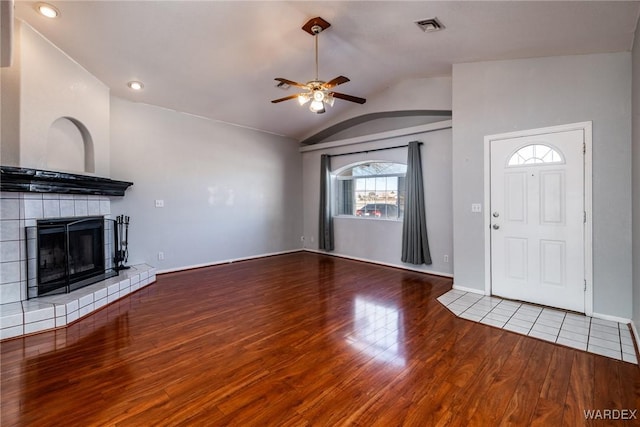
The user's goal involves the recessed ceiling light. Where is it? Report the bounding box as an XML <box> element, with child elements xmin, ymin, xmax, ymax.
<box><xmin>127</xmin><ymin>81</ymin><xmax>144</xmax><ymax>91</ymax></box>
<box><xmin>36</xmin><ymin>3</ymin><xmax>60</xmax><ymax>19</ymax></box>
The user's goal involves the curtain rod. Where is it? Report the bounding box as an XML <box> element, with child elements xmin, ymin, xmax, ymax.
<box><xmin>327</xmin><ymin>142</ymin><xmax>421</xmax><ymax>158</ymax></box>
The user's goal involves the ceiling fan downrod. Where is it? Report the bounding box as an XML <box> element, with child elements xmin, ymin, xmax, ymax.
<box><xmin>312</xmin><ymin>24</ymin><xmax>322</xmax><ymax>82</ymax></box>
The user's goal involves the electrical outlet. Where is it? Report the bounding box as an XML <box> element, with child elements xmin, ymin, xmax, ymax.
<box><xmin>471</xmin><ymin>203</ymin><xmax>482</xmax><ymax>213</ymax></box>
<box><xmin>155</xmin><ymin>199</ymin><xmax>164</xmax><ymax>208</ymax></box>
<box><xmin>158</xmin><ymin>251</ymin><xmax>164</xmax><ymax>260</ymax></box>
<box><xmin>300</xmin><ymin>236</ymin><xmax>305</xmax><ymax>242</ymax></box>
<box><xmin>444</xmin><ymin>255</ymin><xmax>449</xmax><ymax>263</ymax></box>
<box><xmin>310</xmin><ymin>236</ymin><xmax>315</xmax><ymax>243</ymax></box>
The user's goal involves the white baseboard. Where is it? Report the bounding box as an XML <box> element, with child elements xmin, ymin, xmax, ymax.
<box><xmin>591</xmin><ymin>312</ymin><xmax>632</xmax><ymax>325</ymax></box>
<box><xmin>451</xmin><ymin>284</ymin><xmax>486</xmax><ymax>295</ymax></box>
<box><xmin>303</xmin><ymin>249</ymin><xmax>454</xmax><ymax>278</ymax></box>
<box><xmin>156</xmin><ymin>249</ymin><xmax>302</xmax><ymax>274</ymax></box>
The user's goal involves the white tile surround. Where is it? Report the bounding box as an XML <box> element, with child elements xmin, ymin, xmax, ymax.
<box><xmin>0</xmin><ymin>263</ymin><xmax>156</xmax><ymax>339</ymax></box>
<box><xmin>437</xmin><ymin>289</ymin><xmax>638</xmax><ymax>364</ymax></box>
<box><xmin>0</xmin><ymin>191</ymin><xmax>157</xmax><ymax>340</ymax></box>
<box><xmin>0</xmin><ymin>192</ymin><xmax>113</xmax><ymax>303</ymax></box>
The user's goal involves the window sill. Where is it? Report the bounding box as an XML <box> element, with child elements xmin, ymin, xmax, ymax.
<box><xmin>333</xmin><ymin>215</ymin><xmax>403</xmax><ymax>223</ymax></box>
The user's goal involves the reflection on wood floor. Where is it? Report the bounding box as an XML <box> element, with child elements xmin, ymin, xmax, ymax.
<box><xmin>1</xmin><ymin>252</ymin><xmax>638</xmax><ymax>425</ymax></box>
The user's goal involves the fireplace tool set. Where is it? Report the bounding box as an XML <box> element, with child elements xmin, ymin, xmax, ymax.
<box><xmin>114</xmin><ymin>215</ymin><xmax>130</xmax><ymax>270</ymax></box>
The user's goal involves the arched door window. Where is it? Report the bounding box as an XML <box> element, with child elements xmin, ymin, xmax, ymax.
<box><xmin>507</xmin><ymin>144</ymin><xmax>564</xmax><ymax>167</ymax></box>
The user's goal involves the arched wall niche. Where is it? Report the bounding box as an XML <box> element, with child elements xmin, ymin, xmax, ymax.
<box><xmin>46</xmin><ymin>116</ymin><xmax>95</xmax><ymax>173</ymax></box>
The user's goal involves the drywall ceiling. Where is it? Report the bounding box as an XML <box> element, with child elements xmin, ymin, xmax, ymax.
<box><xmin>12</xmin><ymin>1</ymin><xmax>640</xmax><ymax>141</ymax></box>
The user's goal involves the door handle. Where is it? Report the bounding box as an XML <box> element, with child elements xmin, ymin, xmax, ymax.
<box><xmin>492</xmin><ymin>224</ymin><xmax>500</xmax><ymax>230</ymax></box>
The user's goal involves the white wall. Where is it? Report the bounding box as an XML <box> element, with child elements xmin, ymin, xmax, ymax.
<box><xmin>3</xmin><ymin>21</ymin><xmax>110</xmax><ymax>176</ymax></box>
<box><xmin>632</xmin><ymin>17</ymin><xmax>640</xmax><ymax>335</ymax></box>
<box><xmin>0</xmin><ymin>19</ymin><xmax>20</xmax><ymax>165</ymax></box>
<box><xmin>109</xmin><ymin>97</ymin><xmax>303</xmax><ymax>272</ymax></box>
<box><xmin>301</xmin><ymin>123</ymin><xmax>453</xmax><ymax>276</ymax></box>
<box><xmin>452</xmin><ymin>52</ymin><xmax>633</xmax><ymax>319</ymax></box>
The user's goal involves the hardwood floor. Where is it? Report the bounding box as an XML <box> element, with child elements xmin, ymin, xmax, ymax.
<box><xmin>1</xmin><ymin>252</ymin><xmax>638</xmax><ymax>426</ymax></box>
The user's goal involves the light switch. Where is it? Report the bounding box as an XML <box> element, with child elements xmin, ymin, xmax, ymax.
<box><xmin>471</xmin><ymin>203</ymin><xmax>482</xmax><ymax>213</ymax></box>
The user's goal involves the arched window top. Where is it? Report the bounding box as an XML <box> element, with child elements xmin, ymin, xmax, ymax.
<box><xmin>507</xmin><ymin>144</ymin><xmax>564</xmax><ymax>167</ymax></box>
<box><xmin>337</xmin><ymin>161</ymin><xmax>407</xmax><ymax>178</ymax></box>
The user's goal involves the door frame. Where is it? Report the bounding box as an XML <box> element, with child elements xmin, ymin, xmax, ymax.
<box><xmin>483</xmin><ymin>122</ymin><xmax>593</xmax><ymax>315</ymax></box>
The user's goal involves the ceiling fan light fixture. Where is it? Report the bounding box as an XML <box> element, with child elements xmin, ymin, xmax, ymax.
<box><xmin>313</xmin><ymin>90</ymin><xmax>325</xmax><ymax>102</ymax></box>
<box><xmin>309</xmin><ymin>100</ymin><xmax>324</xmax><ymax>113</ymax></box>
<box><xmin>298</xmin><ymin>93</ymin><xmax>310</xmax><ymax>105</ymax></box>
<box><xmin>325</xmin><ymin>94</ymin><xmax>335</xmax><ymax>107</ymax></box>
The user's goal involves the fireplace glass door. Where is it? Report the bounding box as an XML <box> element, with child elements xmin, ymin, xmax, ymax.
<box><xmin>35</xmin><ymin>216</ymin><xmax>116</xmax><ymax>297</ymax></box>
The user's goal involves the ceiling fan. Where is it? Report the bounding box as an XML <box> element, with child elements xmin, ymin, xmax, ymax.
<box><xmin>271</xmin><ymin>17</ymin><xmax>366</xmax><ymax>114</ymax></box>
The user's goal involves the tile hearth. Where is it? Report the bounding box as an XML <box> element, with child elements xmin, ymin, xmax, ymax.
<box><xmin>437</xmin><ymin>289</ymin><xmax>638</xmax><ymax>364</ymax></box>
<box><xmin>0</xmin><ymin>264</ymin><xmax>156</xmax><ymax>340</ymax></box>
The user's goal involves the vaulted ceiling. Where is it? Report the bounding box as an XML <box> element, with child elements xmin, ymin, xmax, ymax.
<box><xmin>13</xmin><ymin>1</ymin><xmax>640</xmax><ymax>141</ymax></box>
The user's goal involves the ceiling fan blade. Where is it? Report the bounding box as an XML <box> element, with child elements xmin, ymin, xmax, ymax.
<box><xmin>331</xmin><ymin>92</ymin><xmax>366</xmax><ymax>104</ymax></box>
<box><xmin>274</xmin><ymin>78</ymin><xmax>308</xmax><ymax>89</ymax></box>
<box><xmin>271</xmin><ymin>94</ymin><xmax>300</xmax><ymax>104</ymax></box>
<box><xmin>323</xmin><ymin>76</ymin><xmax>350</xmax><ymax>89</ymax></box>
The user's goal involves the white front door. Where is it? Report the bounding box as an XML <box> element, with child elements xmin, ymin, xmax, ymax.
<box><xmin>490</xmin><ymin>129</ymin><xmax>585</xmax><ymax>312</ymax></box>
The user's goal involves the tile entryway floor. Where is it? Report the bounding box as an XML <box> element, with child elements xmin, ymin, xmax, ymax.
<box><xmin>437</xmin><ymin>289</ymin><xmax>638</xmax><ymax>364</ymax></box>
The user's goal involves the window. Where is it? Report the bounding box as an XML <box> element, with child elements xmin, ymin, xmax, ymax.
<box><xmin>336</xmin><ymin>162</ymin><xmax>407</xmax><ymax>219</ymax></box>
<box><xmin>508</xmin><ymin>144</ymin><xmax>564</xmax><ymax>166</ymax></box>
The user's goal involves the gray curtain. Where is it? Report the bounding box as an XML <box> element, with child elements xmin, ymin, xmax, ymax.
<box><xmin>401</xmin><ymin>141</ymin><xmax>432</xmax><ymax>265</ymax></box>
<box><xmin>319</xmin><ymin>154</ymin><xmax>334</xmax><ymax>251</ymax></box>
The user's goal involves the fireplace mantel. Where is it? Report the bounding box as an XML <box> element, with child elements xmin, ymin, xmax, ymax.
<box><xmin>0</xmin><ymin>166</ymin><xmax>133</xmax><ymax>196</ymax></box>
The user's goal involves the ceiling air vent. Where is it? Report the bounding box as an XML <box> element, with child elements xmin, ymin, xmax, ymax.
<box><xmin>415</xmin><ymin>17</ymin><xmax>444</xmax><ymax>32</ymax></box>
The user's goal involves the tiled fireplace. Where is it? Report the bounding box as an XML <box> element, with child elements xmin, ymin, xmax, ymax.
<box><xmin>0</xmin><ymin>192</ymin><xmax>113</xmax><ymax>303</ymax></box>
<box><xmin>0</xmin><ymin>167</ymin><xmax>156</xmax><ymax>340</ymax></box>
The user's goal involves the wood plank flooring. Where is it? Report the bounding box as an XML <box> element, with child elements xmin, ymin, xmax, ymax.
<box><xmin>1</xmin><ymin>252</ymin><xmax>638</xmax><ymax>426</ymax></box>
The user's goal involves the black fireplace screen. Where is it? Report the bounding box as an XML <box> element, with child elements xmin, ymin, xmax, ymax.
<box><xmin>27</xmin><ymin>216</ymin><xmax>118</xmax><ymax>298</ymax></box>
